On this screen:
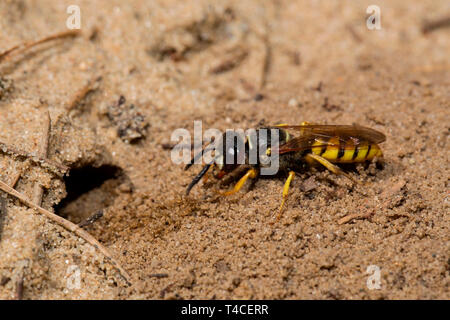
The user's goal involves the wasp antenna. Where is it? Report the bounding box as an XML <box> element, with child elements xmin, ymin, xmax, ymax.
<box><xmin>185</xmin><ymin>144</ymin><xmax>215</xmax><ymax>171</ymax></box>
<box><xmin>186</xmin><ymin>164</ymin><xmax>212</xmax><ymax>195</ymax></box>
<box><xmin>185</xmin><ymin>150</ymin><xmax>203</xmax><ymax>171</ymax></box>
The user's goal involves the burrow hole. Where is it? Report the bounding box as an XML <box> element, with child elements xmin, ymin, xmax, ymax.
<box><xmin>54</xmin><ymin>164</ymin><xmax>128</xmax><ymax>224</ymax></box>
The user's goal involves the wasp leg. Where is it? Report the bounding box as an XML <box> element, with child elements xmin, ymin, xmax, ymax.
<box><xmin>222</xmin><ymin>168</ymin><xmax>258</xmax><ymax>196</ymax></box>
<box><xmin>276</xmin><ymin>171</ymin><xmax>295</xmax><ymax>221</ymax></box>
<box><xmin>305</xmin><ymin>153</ymin><xmax>357</xmax><ymax>183</ymax></box>
<box><xmin>276</xmin><ymin>121</ymin><xmax>314</xmax><ymax>127</ymax></box>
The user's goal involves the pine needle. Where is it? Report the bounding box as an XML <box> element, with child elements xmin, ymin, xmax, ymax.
<box><xmin>0</xmin><ymin>30</ymin><xmax>80</xmax><ymax>63</ymax></box>
<box><xmin>0</xmin><ymin>179</ymin><xmax>131</xmax><ymax>284</ymax></box>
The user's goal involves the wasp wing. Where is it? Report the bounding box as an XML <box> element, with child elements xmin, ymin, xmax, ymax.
<box><xmin>275</xmin><ymin>124</ymin><xmax>386</xmax><ymax>143</ymax></box>
<box><xmin>273</xmin><ymin>124</ymin><xmax>386</xmax><ymax>155</ymax></box>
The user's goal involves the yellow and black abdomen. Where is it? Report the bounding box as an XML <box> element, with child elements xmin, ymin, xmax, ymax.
<box><xmin>311</xmin><ymin>137</ymin><xmax>383</xmax><ymax>163</ymax></box>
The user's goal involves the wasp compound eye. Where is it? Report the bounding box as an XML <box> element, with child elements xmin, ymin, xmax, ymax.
<box><xmin>222</xmin><ymin>130</ymin><xmax>246</xmax><ymax>172</ymax></box>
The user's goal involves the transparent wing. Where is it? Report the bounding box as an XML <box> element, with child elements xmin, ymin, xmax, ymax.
<box><xmin>274</xmin><ymin>124</ymin><xmax>386</xmax><ymax>144</ymax></box>
<box><xmin>273</xmin><ymin>124</ymin><xmax>385</xmax><ymax>155</ymax></box>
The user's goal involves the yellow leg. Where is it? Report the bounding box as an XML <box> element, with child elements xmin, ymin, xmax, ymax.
<box><xmin>222</xmin><ymin>168</ymin><xmax>258</xmax><ymax>196</ymax></box>
<box><xmin>276</xmin><ymin>171</ymin><xmax>295</xmax><ymax>221</ymax></box>
<box><xmin>305</xmin><ymin>153</ymin><xmax>357</xmax><ymax>183</ymax></box>
<box><xmin>276</xmin><ymin>121</ymin><xmax>314</xmax><ymax>127</ymax></box>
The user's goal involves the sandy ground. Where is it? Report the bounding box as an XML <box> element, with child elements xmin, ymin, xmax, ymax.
<box><xmin>0</xmin><ymin>0</ymin><xmax>449</xmax><ymax>299</ymax></box>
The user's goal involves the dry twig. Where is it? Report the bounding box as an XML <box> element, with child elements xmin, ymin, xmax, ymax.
<box><xmin>9</xmin><ymin>168</ymin><xmax>23</xmax><ymax>189</ymax></box>
<box><xmin>32</xmin><ymin>111</ymin><xmax>51</xmax><ymax>206</ymax></box>
<box><xmin>15</xmin><ymin>275</ymin><xmax>24</xmax><ymax>300</ymax></box>
<box><xmin>149</xmin><ymin>273</ymin><xmax>169</xmax><ymax>279</ymax></box>
<box><xmin>66</xmin><ymin>76</ymin><xmax>101</xmax><ymax>112</ymax></box>
<box><xmin>0</xmin><ymin>30</ymin><xmax>80</xmax><ymax>63</ymax></box>
<box><xmin>209</xmin><ymin>48</ymin><xmax>248</xmax><ymax>74</ymax></box>
<box><xmin>0</xmin><ymin>179</ymin><xmax>131</xmax><ymax>284</ymax></box>
<box><xmin>346</xmin><ymin>24</ymin><xmax>363</xmax><ymax>43</ymax></box>
<box><xmin>337</xmin><ymin>209</ymin><xmax>374</xmax><ymax>225</ymax></box>
<box><xmin>422</xmin><ymin>16</ymin><xmax>450</xmax><ymax>34</ymax></box>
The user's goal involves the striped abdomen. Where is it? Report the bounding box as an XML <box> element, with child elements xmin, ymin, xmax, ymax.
<box><xmin>311</xmin><ymin>137</ymin><xmax>383</xmax><ymax>163</ymax></box>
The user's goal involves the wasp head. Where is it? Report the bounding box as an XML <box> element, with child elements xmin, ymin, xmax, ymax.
<box><xmin>185</xmin><ymin>130</ymin><xmax>248</xmax><ymax>194</ymax></box>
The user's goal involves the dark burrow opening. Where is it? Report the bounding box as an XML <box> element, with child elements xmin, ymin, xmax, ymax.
<box><xmin>54</xmin><ymin>164</ymin><xmax>127</xmax><ymax>224</ymax></box>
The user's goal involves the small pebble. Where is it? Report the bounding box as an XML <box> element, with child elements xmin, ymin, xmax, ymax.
<box><xmin>288</xmin><ymin>98</ymin><xmax>298</xmax><ymax>107</ymax></box>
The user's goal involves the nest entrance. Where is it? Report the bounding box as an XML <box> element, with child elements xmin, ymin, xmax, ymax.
<box><xmin>54</xmin><ymin>164</ymin><xmax>125</xmax><ymax>223</ymax></box>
